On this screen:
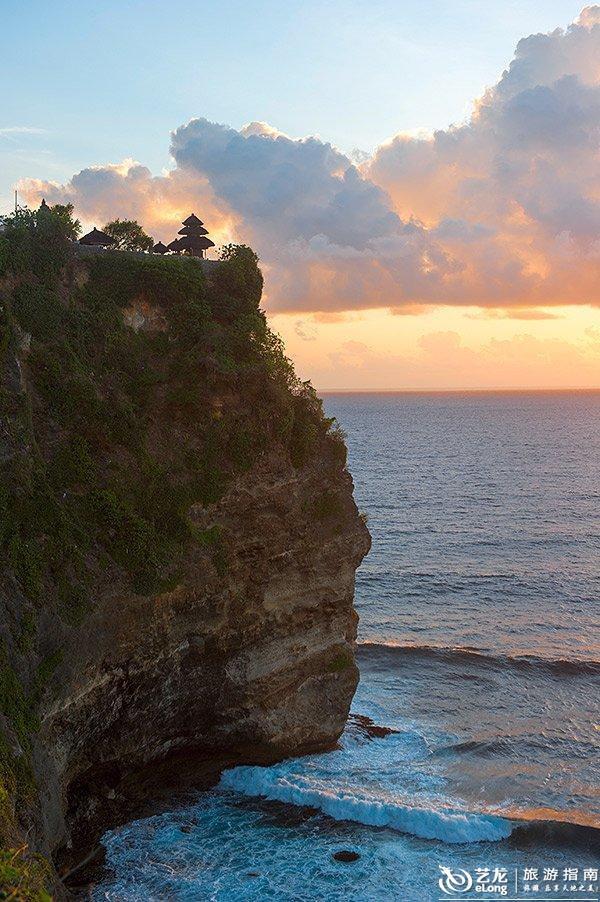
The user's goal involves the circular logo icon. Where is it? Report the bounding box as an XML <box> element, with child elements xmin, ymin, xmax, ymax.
<box><xmin>438</xmin><ymin>866</ymin><xmax>474</xmax><ymax>895</ymax></box>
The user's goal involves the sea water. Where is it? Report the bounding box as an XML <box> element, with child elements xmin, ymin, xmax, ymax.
<box><xmin>94</xmin><ymin>392</ymin><xmax>600</xmax><ymax>901</ymax></box>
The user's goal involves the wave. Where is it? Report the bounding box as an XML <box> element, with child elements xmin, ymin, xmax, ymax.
<box><xmin>220</xmin><ymin>766</ymin><xmax>513</xmax><ymax>844</ymax></box>
<box><xmin>431</xmin><ymin>735</ymin><xmax>600</xmax><ymax>765</ymax></box>
<box><xmin>357</xmin><ymin>642</ymin><xmax>600</xmax><ymax>676</ymax></box>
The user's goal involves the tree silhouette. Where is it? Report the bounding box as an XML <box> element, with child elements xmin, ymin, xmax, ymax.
<box><xmin>103</xmin><ymin>219</ymin><xmax>153</xmax><ymax>252</ymax></box>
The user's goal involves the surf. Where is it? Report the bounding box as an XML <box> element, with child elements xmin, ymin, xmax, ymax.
<box><xmin>219</xmin><ymin>765</ymin><xmax>513</xmax><ymax>844</ymax></box>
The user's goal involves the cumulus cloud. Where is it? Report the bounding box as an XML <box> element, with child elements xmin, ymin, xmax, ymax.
<box><xmin>365</xmin><ymin>7</ymin><xmax>600</xmax><ymax>312</ymax></box>
<box><xmin>20</xmin><ymin>8</ymin><xmax>600</xmax><ymax>315</ymax></box>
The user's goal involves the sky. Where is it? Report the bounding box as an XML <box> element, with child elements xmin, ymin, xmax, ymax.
<box><xmin>2</xmin><ymin>0</ymin><xmax>599</xmax><ymax>390</ymax></box>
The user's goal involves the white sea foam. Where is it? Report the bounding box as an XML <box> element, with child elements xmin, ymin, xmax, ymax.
<box><xmin>220</xmin><ymin>765</ymin><xmax>513</xmax><ymax>843</ymax></box>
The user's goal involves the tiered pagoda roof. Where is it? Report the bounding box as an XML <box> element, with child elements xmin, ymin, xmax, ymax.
<box><xmin>168</xmin><ymin>213</ymin><xmax>215</xmax><ymax>257</ymax></box>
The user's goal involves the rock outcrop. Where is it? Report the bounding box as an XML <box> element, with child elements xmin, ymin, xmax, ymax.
<box><xmin>0</xmin><ymin>217</ymin><xmax>369</xmax><ymax>895</ymax></box>
<box><xmin>42</xmin><ymin>444</ymin><xmax>368</xmax><ymax>865</ymax></box>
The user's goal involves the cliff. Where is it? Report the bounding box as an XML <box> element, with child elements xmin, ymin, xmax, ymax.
<box><xmin>0</xmin><ymin>211</ymin><xmax>370</xmax><ymax>897</ymax></box>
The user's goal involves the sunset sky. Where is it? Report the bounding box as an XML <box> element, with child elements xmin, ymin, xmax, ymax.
<box><xmin>2</xmin><ymin>0</ymin><xmax>599</xmax><ymax>389</ymax></box>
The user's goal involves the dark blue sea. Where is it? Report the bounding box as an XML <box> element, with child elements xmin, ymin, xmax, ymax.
<box><xmin>94</xmin><ymin>392</ymin><xmax>600</xmax><ymax>901</ymax></box>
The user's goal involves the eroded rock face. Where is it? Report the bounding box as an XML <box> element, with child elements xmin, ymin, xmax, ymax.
<box><xmin>38</xmin><ymin>448</ymin><xmax>369</xmax><ymax>860</ymax></box>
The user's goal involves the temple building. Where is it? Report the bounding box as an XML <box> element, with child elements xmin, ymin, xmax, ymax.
<box><xmin>169</xmin><ymin>214</ymin><xmax>215</xmax><ymax>258</ymax></box>
<box><xmin>79</xmin><ymin>227</ymin><xmax>117</xmax><ymax>248</ymax></box>
<box><xmin>152</xmin><ymin>241</ymin><xmax>169</xmax><ymax>255</ymax></box>
<box><xmin>167</xmin><ymin>238</ymin><xmax>182</xmax><ymax>254</ymax></box>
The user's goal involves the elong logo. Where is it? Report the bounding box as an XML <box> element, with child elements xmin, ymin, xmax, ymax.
<box><xmin>439</xmin><ymin>867</ymin><xmax>474</xmax><ymax>895</ymax></box>
<box><xmin>438</xmin><ymin>866</ymin><xmax>509</xmax><ymax>897</ymax></box>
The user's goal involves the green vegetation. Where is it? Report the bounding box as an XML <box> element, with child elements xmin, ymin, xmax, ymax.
<box><xmin>103</xmin><ymin>218</ymin><xmax>154</xmax><ymax>252</ymax></box>
<box><xmin>0</xmin><ymin>647</ymin><xmax>38</xmax><ymax>822</ymax></box>
<box><xmin>0</xmin><ymin>649</ymin><xmax>39</xmax><ymax>757</ymax></box>
<box><xmin>14</xmin><ymin>615</ymin><xmax>36</xmax><ymax>656</ymax></box>
<box><xmin>30</xmin><ymin>652</ymin><xmax>63</xmax><ymax>707</ymax></box>
<box><xmin>311</xmin><ymin>490</ymin><xmax>343</xmax><ymax>521</ymax></box>
<box><xmin>0</xmin><ymin>208</ymin><xmax>72</xmax><ymax>283</ymax></box>
<box><xmin>328</xmin><ymin>650</ymin><xmax>353</xmax><ymax>673</ymax></box>
<box><xmin>47</xmin><ymin>203</ymin><xmax>81</xmax><ymax>241</ymax></box>
<box><xmin>0</xmin><ymin>846</ymin><xmax>51</xmax><ymax>901</ymax></box>
<box><xmin>0</xmin><ymin>213</ymin><xmax>344</xmax><ymax>602</ymax></box>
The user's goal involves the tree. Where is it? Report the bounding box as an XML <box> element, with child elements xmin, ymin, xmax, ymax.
<box><xmin>50</xmin><ymin>203</ymin><xmax>81</xmax><ymax>240</ymax></box>
<box><xmin>217</xmin><ymin>244</ymin><xmax>263</xmax><ymax>308</ymax></box>
<box><xmin>0</xmin><ymin>206</ymin><xmax>72</xmax><ymax>278</ymax></box>
<box><xmin>103</xmin><ymin>219</ymin><xmax>153</xmax><ymax>252</ymax></box>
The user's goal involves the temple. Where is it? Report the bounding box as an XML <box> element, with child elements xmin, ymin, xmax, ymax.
<box><xmin>169</xmin><ymin>214</ymin><xmax>215</xmax><ymax>258</ymax></box>
<box><xmin>24</xmin><ymin>203</ymin><xmax>216</xmax><ymax>260</ymax></box>
<box><xmin>79</xmin><ymin>227</ymin><xmax>117</xmax><ymax>248</ymax></box>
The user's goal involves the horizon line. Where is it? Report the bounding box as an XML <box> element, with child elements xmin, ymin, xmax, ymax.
<box><xmin>317</xmin><ymin>387</ymin><xmax>600</xmax><ymax>394</ymax></box>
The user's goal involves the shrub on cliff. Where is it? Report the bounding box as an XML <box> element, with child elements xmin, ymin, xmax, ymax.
<box><xmin>0</xmin><ymin>847</ymin><xmax>51</xmax><ymax>901</ymax></box>
<box><xmin>48</xmin><ymin>203</ymin><xmax>81</xmax><ymax>240</ymax></box>
<box><xmin>212</xmin><ymin>244</ymin><xmax>264</xmax><ymax>320</ymax></box>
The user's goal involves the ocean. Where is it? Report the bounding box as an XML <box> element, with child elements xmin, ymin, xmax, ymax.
<box><xmin>93</xmin><ymin>392</ymin><xmax>600</xmax><ymax>901</ymax></box>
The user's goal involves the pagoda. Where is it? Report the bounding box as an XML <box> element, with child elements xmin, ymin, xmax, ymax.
<box><xmin>172</xmin><ymin>214</ymin><xmax>215</xmax><ymax>258</ymax></box>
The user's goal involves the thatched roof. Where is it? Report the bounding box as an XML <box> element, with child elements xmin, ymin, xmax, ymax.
<box><xmin>167</xmin><ymin>238</ymin><xmax>182</xmax><ymax>252</ymax></box>
<box><xmin>182</xmin><ymin>213</ymin><xmax>204</xmax><ymax>227</ymax></box>
<box><xmin>178</xmin><ymin>224</ymin><xmax>209</xmax><ymax>236</ymax></box>
<box><xmin>152</xmin><ymin>241</ymin><xmax>169</xmax><ymax>254</ymax></box>
<box><xmin>178</xmin><ymin>235</ymin><xmax>215</xmax><ymax>254</ymax></box>
<box><xmin>79</xmin><ymin>227</ymin><xmax>116</xmax><ymax>247</ymax></box>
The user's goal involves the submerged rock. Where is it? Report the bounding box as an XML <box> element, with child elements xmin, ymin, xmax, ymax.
<box><xmin>349</xmin><ymin>713</ymin><xmax>399</xmax><ymax>740</ymax></box>
<box><xmin>333</xmin><ymin>850</ymin><xmax>360</xmax><ymax>863</ymax></box>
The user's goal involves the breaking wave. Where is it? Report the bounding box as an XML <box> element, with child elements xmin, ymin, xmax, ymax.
<box><xmin>219</xmin><ymin>765</ymin><xmax>513</xmax><ymax>843</ymax></box>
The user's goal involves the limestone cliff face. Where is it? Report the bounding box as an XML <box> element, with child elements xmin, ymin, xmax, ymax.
<box><xmin>0</xmin><ymin>227</ymin><xmax>369</xmax><ymax>885</ymax></box>
<box><xmin>40</xmin><ymin>445</ymin><xmax>368</xmax><ymax>859</ymax></box>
